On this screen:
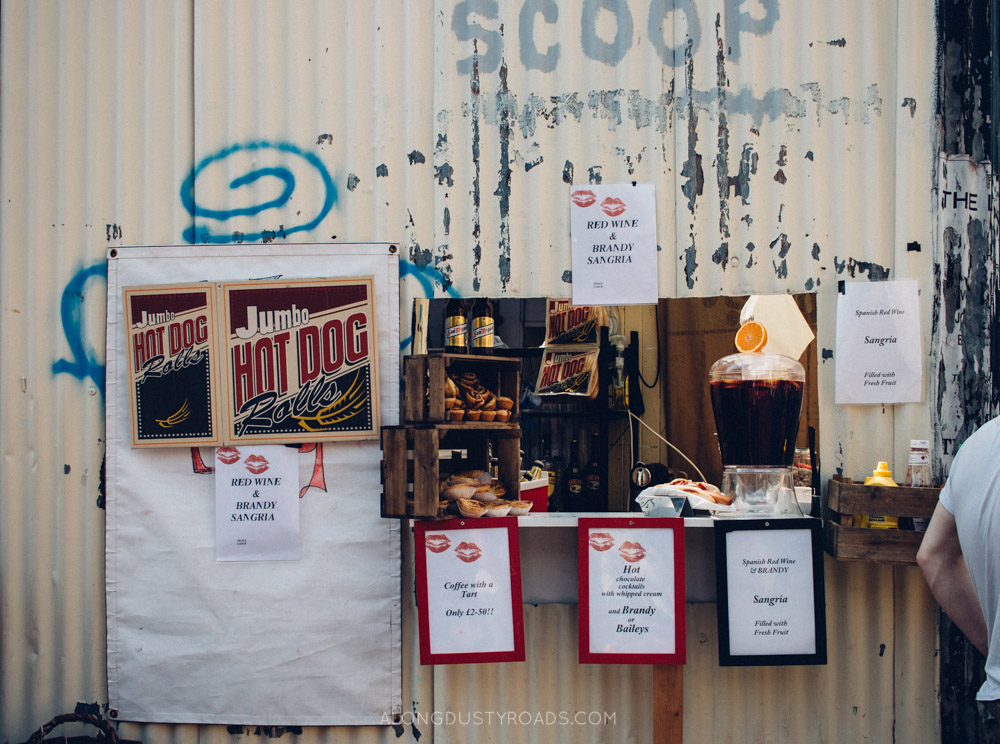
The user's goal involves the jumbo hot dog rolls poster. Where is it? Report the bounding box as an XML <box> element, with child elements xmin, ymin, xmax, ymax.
<box><xmin>124</xmin><ymin>283</ymin><xmax>222</xmax><ymax>448</ymax></box>
<box><xmin>123</xmin><ymin>276</ymin><xmax>379</xmax><ymax>447</ymax></box>
<box><xmin>222</xmin><ymin>277</ymin><xmax>378</xmax><ymax>444</ymax></box>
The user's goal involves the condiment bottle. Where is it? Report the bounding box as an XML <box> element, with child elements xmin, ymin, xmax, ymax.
<box><xmin>905</xmin><ymin>439</ymin><xmax>932</xmax><ymax>530</ymax></box>
<box><xmin>862</xmin><ymin>462</ymin><xmax>898</xmax><ymax>529</ymax></box>
<box><xmin>470</xmin><ymin>297</ymin><xmax>494</xmax><ymax>355</ymax></box>
<box><xmin>904</xmin><ymin>440</ymin><xmax>932</xmax><ymax>487</ymax></box>
<box><xmin>443</xmin><ymin>297</ymin><xmax>468</xmax><ymax>354</ymax></box>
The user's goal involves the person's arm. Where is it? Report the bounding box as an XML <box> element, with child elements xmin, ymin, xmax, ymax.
<box><xmin>916</xmin><ymin>502</ymin><xmax>989</xmax><ymax>655</ymax></box>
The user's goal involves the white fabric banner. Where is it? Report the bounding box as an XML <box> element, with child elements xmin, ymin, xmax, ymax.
<box><xmin>105</xmin><ymin>244</ymin><xmax>401</xmax><ymax>724</ymax></box>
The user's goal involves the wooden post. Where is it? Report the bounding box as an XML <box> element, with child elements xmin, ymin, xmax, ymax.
<box><xmin>653</xmin><ymin>665</ymin><xmax>683</xmax><ymax>743</ymax></box>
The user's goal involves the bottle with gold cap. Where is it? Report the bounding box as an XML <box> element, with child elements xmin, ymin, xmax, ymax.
<box><xmin>860</xmin><ymin>461</ymin><xmax>898</xmax><ymax>529</ymax></box>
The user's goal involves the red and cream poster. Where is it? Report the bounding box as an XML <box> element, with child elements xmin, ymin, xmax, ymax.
<box><xmin>123</xmin><ymin>284</ymin><xmax>222</xmax><ymax>448</ymax></box>
<box><xmin>414</xmin><ymin>518</ymin><xmax>525</xmax><ymax>665</ymax></box>
<box><xmin>122</xmin><ymin>276</ymin><xmax>379</xmax><ymax>447</ymax></box>
<box><xmin>222</xmin><ymin>277</ymin><xmax>378</xmax><ymax>443</ymax></box>
<box><xmin>577</xmin><ymin>518</ymin><xmax>686</xmax><ymax>664</ymax></box>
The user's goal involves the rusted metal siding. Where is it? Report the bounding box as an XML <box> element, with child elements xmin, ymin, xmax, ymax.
<box><xmin>1</xmin><ymin>0</ymin><xmax>985</xmax><ymax>742</ymax></box>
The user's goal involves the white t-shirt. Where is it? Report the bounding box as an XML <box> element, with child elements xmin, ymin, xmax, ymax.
<box><xmin>940</xmin><ymin>417</ymin><xmax>1000</xmax><ymax>702</ymax></box>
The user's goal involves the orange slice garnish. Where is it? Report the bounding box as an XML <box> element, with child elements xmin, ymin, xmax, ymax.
<box><xmin>735</xmin><ymin>320</ymin><xmax>767</xmax><ymax>352</ymax></box>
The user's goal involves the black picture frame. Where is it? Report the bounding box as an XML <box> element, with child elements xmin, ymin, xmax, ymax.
<box><xmin>715</xmin><ymin>518</ymin><xmax>827</xmax><ymax>667</ymax></box>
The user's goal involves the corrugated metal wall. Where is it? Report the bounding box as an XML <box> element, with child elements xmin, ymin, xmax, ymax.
<box><xmin>0</xmin><ymin>0</ymin><xmax>971</xmax><ymax>741</ymax></box>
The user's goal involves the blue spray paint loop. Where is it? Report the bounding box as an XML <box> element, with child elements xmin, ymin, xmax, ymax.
<box><xmin>52</xmin><ymin>262</ymin><xmax>108</xmax><ymax>397</ymax></box>
<box><xmin>180</xmin><ymin>141</ymin><xmax>335</xmax><ymax>244</ymax></box>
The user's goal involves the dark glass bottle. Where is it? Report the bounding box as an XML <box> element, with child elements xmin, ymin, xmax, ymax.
<box><xmin>469</xmin><ymin>297</ymin><xmax>494</xmax><ymax>355</ymax></box>
<box><xmin>583</xmin><ymin>431</ymin><xmax>603</xmax><ymax>511</ymax></box>
<box><xmin>443</xmin><ymin>297</ymin><xmax>468</xmax><ymax>354</ymax></box>
<box><xmin>563</xmin><ymin>438</ymin><xmax>585</xmax><ymax>511</ymax></box>
<box><xmin>539</xmin><ymin>436</ymin><xmax>556</xmax><ymax>507</ymax></box>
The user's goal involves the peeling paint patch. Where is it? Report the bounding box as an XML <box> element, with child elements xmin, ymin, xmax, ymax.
<box><xmin>562</xmin><ymin>160</ymin><xmax>574</xmax><ymax>183</ymax></box>
<box><xmin>834</xmin><ymin>256</ymin><xmax>891</xmax><ymax>280</ymax></box>
<box><xmin>561</xmin><ymin>270</ymin><xmax>572</xmax><ymax>283</ymax></box>
<box><xmin>495</xmin><ymin>62</ymin><xmax>513</xmax><ymax>289</ymax></box>
<box><xmin>316</xmin><ymin>134</ymin><xmax>333</xmax><ymax>145</ymax></box>
<box><xmin>730</xmin><ymin>144</ymin><xmax>756</xmax><ymax>205</ymax></box>
<box><xmin>822</xmin><ymin>348</ymin><xmax>834</xmax><ymax>361</ymax></box>
<box><xmin>408</xmin><ymin>150</ymin><xmax>426</xmax><ymax>164</ymax></box>
<box><xmin>712</xmin><ymin>242</ymin><xmax>730</xmax><ymax>268</ymax></box>
<box><xmin>681</xmin><ymin>40</ymin><xmax>703</xmax><ymax>214</ymax></box>
<box><xmin>859</xmin><ymin>84</ymin><xmax>883</xmax><ymax>124</ymax></box>
<box><xmin>587</xmin><ymin>89</ymin><xmax>623</xmax><ymax>127</ymax></box>
<box><xmin>435</xmin><ymin>162</ymin><xmax>455</xmax><ymax>186</ymax></box>
<box><xmin>827</xmin><ymin>38</ymin><xmax>847</xmax><ymax>47</ymax></box>
<box><xmin>812</xmin><ymin>242</ymin><xmax>821</xmax><ymax>260</ymax></box>
<box><xmin>519</xmin><ymin>142</ymin><xmax>544</xmax><ymax>171</ymax></box>
<box><xmin>469</xmin><ymin>44</ymin><xmax>483</xmax><ymax>292</ymax></box>
<box><xmin>376</xmin><ymin>164</ymin><xmax>389</xmax><ymax>177</ymax></box>
<box><xmin>588</xmin><ymin>166</ymin><xmax>602</xmax><ymax>184</ymax></box>
<box><xmin>346</xmin><ymin>174</ymin><xmax>360</xmax><ymax>191</ymax></box>
<box><xmin>408</xmin><ymin>243</ymin><xmax>433</xmax><ymax>269</ymax></box>
<box><xmin>774</xmin><ymin>169</ymin><xmax>786</xmax><ymax>184</ymax></box>
<box><xmin>683</xmin><ymin>238</ymin><xmax>698</xmax><ymax>289</ymax></box>
<box><xmin>901</xmin><ymin>97</ymin><xmax>917</xmax><ymax>117</ymax></box>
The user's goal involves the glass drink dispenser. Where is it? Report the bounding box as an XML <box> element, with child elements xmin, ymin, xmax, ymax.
<box><xmin>709</xmin><ymin>351</ymin><xmax>805</xmax><ymax>515</ymax></box>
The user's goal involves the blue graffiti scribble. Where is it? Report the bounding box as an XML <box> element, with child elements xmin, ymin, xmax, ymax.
<box><xmin>180</xmin><ymin>141</ymin><xmax>336</xmax><ymax>244</ymax></box>
<box><xmin>399</xmin><ymin>260</ymin><xmax>462</xmax><ymax>351</ymax></box>
<box><xmin>52</xmin><ymin>262</ymin><xmax>108</xmax><ymax>396</ymax></box>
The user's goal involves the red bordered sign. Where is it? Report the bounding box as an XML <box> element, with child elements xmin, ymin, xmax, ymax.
<box><xmin>414</xmin><ymin>518</ymin><xmax>525</xmax><ymax>665</ymax></box>
<box><xmin>578</xmin><ymin>517</ymin><xmax>686</xmax><ymax>665</ymax></box>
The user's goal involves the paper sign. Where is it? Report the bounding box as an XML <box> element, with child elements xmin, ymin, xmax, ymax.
<box><xmin>578</xmin><ymin>518</ymin><xmax>686</xmax><ymax>664</ymax></box>
<box><xmin>214</xmin><ymin>445</ymin><xmax>301</xmax><ymax>561</ymax></box>
<box><xmin>715</xmin><ymin>519</ymin><xmax>826</xmax><ymax>666</ymax></box>
<box><xmin>570</xmin><ymin>183</ymin><xmax>658</xmax><ymax>306</ymax></box>
<box><xmin>835</xmin><ymin>280</ymin><xmax>922</xmax><ymax>403</ymax></box>
<box><xmin>414</xmin><ymin>518</ymin><xmax>525</xmax><ymax>665</ymax></box>
<box><xmin>123</xmin><ymin>284</ymin><xmax>222</xmax><ymax>447</ymax></box>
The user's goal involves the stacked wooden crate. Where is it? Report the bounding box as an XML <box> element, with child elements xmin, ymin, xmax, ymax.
<box><xmin>381</xmin><ymin>354</ymin><xmax>521</xmax><ymax>518</ymax></box>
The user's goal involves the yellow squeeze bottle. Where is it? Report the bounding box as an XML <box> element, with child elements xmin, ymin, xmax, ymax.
<box><xmin>862</xmin><ymin>462</ymin><xmax>898</xmax><ymax>529</ymax></box>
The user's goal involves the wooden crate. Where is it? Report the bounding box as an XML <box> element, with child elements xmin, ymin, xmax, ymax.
<box><xmin>824</xmin><ymin>475</ymin><xmax>940</xmax><ymax>565</ymax></box>
<box><xmin>403</xmin><ymin>353</ymin><xmax>520</xmax><ymax>424</ymax></box>
<box><xmin>380</xmin><ymin>423</ymin><xmax>521</xmax><ymax>518</ymax></box>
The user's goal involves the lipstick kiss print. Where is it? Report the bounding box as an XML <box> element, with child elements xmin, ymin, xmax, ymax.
<box><xmin>244</xmin><ymin>454</ymin><xmax>270</xmax><ymax>475</ymax></box>
<box><xmin>600</xmin><ymin>197</ymin><xmax>626</xmax><ymax>217</ymax></box>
